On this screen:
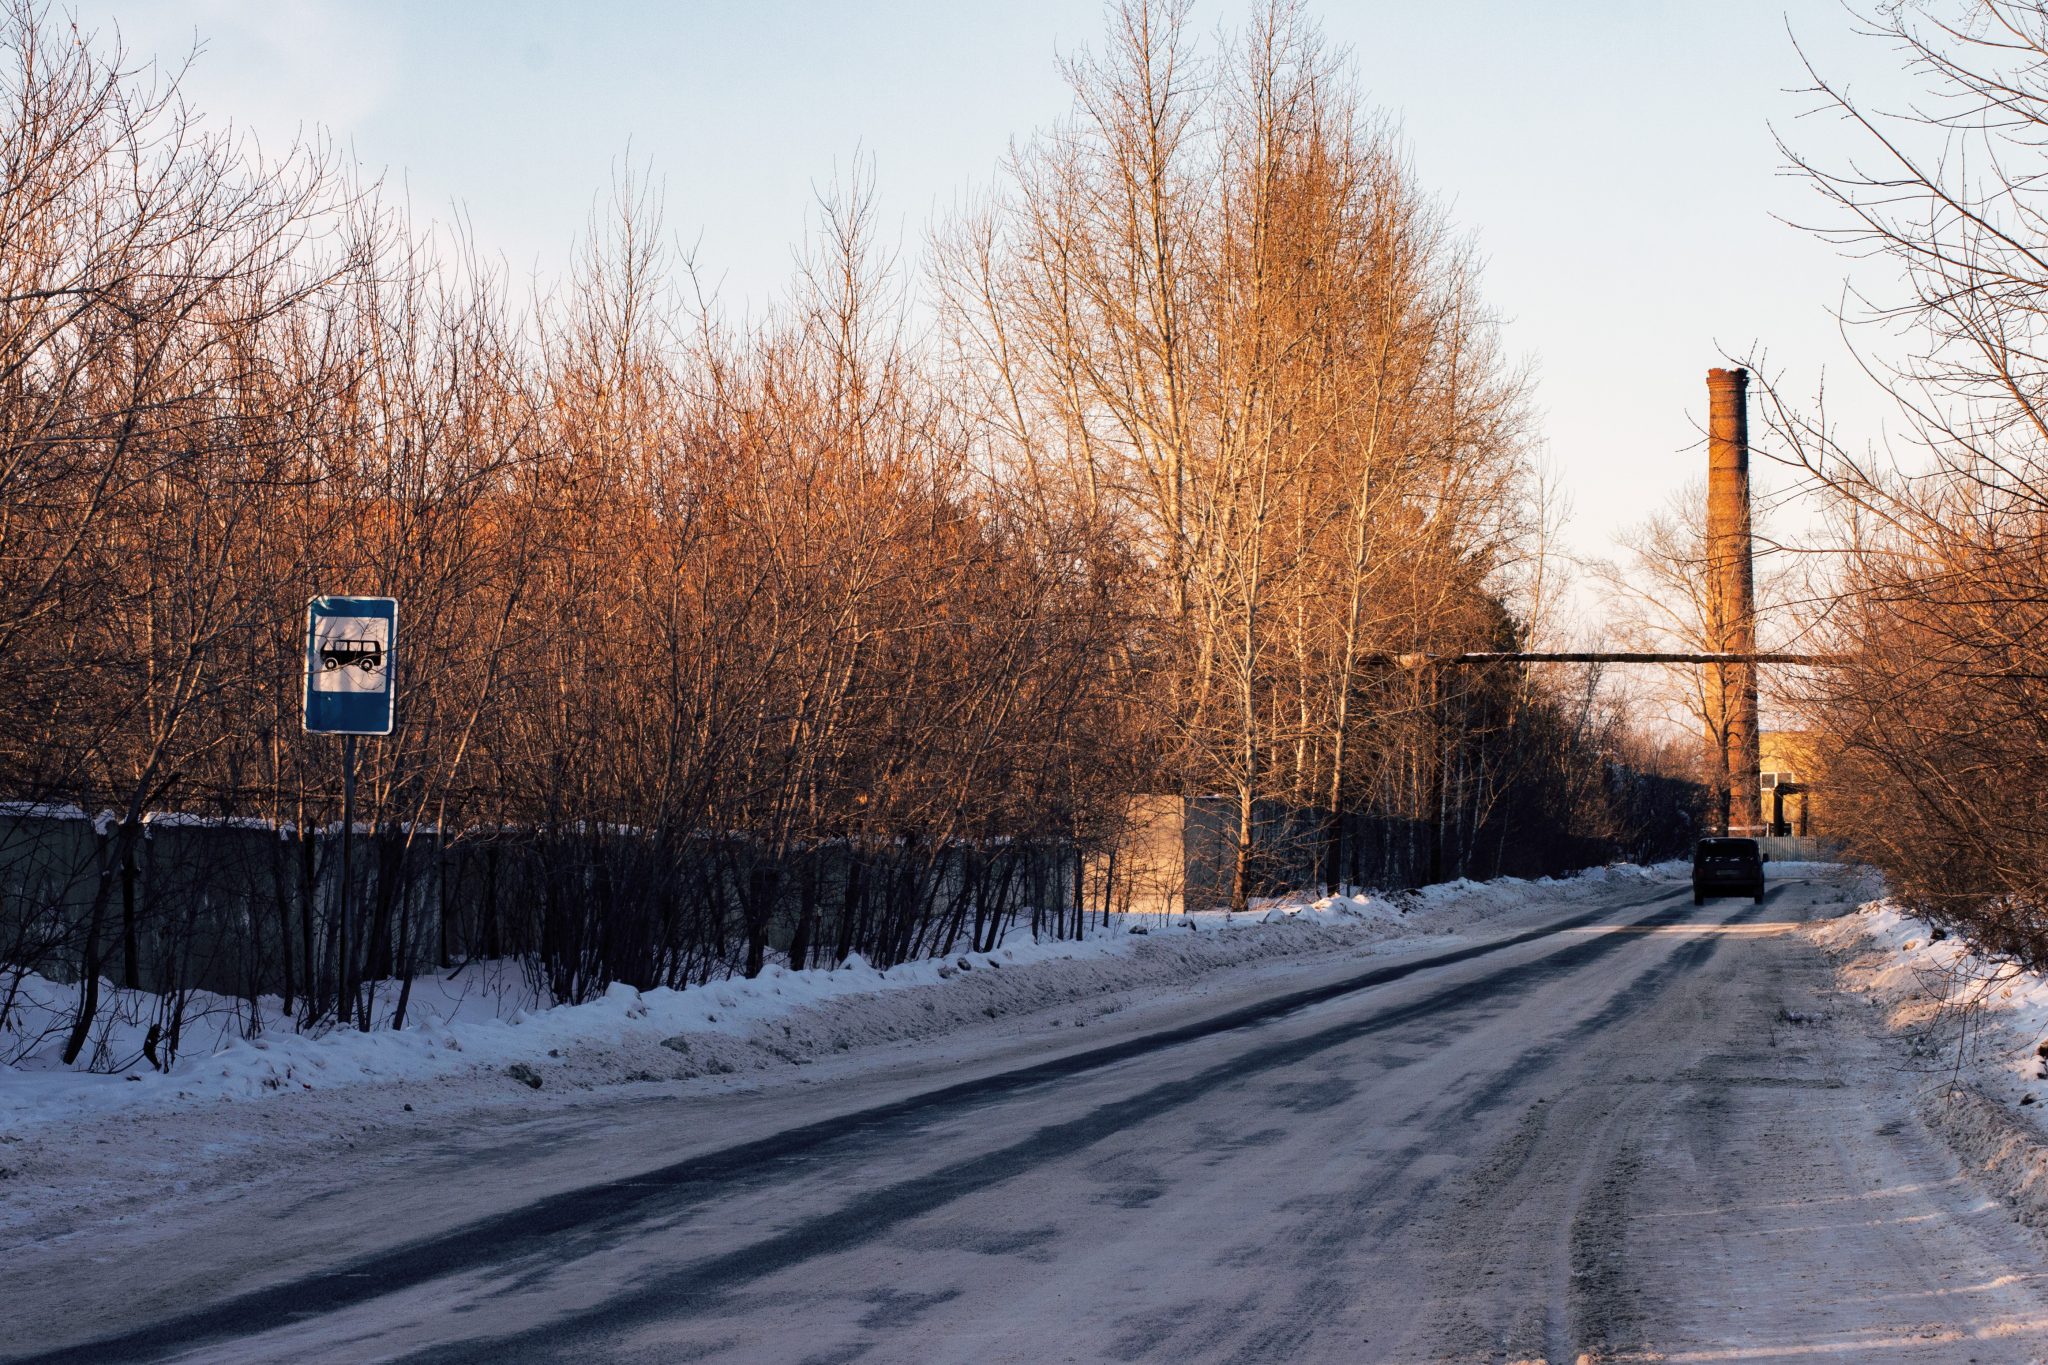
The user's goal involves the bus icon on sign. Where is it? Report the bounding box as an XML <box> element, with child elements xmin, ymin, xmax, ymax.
<box><xmin>303</xmin><ymin>597</ymin><xmax>397</xmax><ymax>735</ymax></box>
<box><xmin>320</xmin><ymin>638</ymin><xmax>385</xmax><ymax>673</ymax></box>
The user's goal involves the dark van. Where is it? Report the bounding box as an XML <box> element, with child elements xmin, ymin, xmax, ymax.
<box><xmin>1692</xmin><ymin>837</ymin><xmax>1764</xmax><ymax>906</ymax></box>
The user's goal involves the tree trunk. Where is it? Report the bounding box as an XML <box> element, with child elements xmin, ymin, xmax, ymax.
<box><xmin>787</xmin><ymin>855</ymin><xmax>819</xmax><ymax>972</ymax></box>
<box><xmin>60</xmin><ymin>822</ymin><xmax>131</xmax><ymax>1066</ymax></box>
<box><xmin>119</xmin><ymin>833</ymin><xmax>140</xmax><ymax>991</ymax></box>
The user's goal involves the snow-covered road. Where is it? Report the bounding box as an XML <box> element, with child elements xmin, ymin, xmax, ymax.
<box><xmin>13</xmin><ymin>871</ymin><xmax>2048</xmax><ymax>1363</ymax></box>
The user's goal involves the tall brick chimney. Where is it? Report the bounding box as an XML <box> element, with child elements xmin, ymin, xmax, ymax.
<box><xmin>1706</xmin><ymin>367</ymin><xmax>1760</xmax><ymax>835</ymax></box>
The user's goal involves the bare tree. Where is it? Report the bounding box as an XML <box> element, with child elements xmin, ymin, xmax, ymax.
<box><xmin>1755</xmin><ymin>1</ymin><xmax>2048</xmax><ymax>954</ymax></box>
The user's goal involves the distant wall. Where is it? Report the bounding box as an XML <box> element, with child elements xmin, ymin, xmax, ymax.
<box><xmin>1756</xmin><ymin>835</ymin><xmax>1845</xmax><ymax>863</ymax></box>
<box><xmin>1092</xmin><ymin>770</ymin><xmax>1705</xmax><ymax>914</ymax></box>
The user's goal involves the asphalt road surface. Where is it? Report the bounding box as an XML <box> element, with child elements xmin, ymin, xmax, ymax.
<box><xmin>14</xmin><ymin>873</ymin><xmax>2048</xmax><ymax>1363</ymax></box>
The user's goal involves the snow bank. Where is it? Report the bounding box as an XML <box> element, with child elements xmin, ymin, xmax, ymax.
<box><xmin>1815</xmin><ymin>887</ymin><xmax>2048</xmax><ymax>1229</ymax></box>
<box><xmin>1922</xmin><ymin>1082</ymin><xmax>2048</xmax><ymax>1233</ymax></box>
<box><xmin>1811</xmin><ymin>893</ymin><xmax>2048</xmax><ymax>1080</ymax></box>
<box><xmin>1</xmin><ymin>861</ymin><xmax>1672</xmax><ymax>1134</ymax></box>
<box><xmin>4</xmin><ymin>939</ymin><xmax>1160</xmax><ymax>1127</ymax></box>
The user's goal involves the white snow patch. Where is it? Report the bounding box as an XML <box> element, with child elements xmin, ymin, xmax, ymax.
<box><xmin>2</xmin><ymin>860</ymin><xmax>1685</xmax><ymax>1136</ymax></box>
<box><xmin>1812</xmin><ymin>883</ymin><xmax>2048</xmax><ymax>1100</ymax></box>
<box><xmin>1815</xmin><ymin>886</ymin><xmax>2048</xmax><ymax>1231</ymax></box>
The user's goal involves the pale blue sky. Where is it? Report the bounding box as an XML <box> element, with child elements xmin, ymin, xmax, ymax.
<box><xmin>73</xmin><ymin>0</ymin><xmax>1905</xmax><ymax>606</ymax></box>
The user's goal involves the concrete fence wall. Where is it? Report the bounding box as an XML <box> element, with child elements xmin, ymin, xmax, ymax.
<box><xmin>0</xmin><ymin>808</ymin><xmax>1079</xmax><ymax>999</ymax></box>
<box><xmin>1086</xmin><ymin>776</ymin><xmax>1705</xmax><ymax>916</ymax></box>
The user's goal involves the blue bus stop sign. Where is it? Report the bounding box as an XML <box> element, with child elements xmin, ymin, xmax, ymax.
<box><xmin>303</xmin><ymin>596</ymin><xmax>397</xmax><ymax>735</ymax></box>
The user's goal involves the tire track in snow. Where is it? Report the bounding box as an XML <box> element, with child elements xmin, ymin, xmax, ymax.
<box><xmin>1397</xmin><ymin>893</ymin><xmax>1786</xmax><ymax>1364</ymax></box>
<box><xmin>12</xmin><ymin>884</ymin><xmax>1707</xmax><ymax>1365</ymax></box>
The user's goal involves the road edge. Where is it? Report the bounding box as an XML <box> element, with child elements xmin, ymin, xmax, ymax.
<box><xmin>1920</xmin><ymin>1082</ymin><xmax>2048</xmax><ymax>1231</ymax></box>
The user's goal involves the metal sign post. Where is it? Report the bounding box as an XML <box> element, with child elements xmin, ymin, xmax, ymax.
<box><xmin>303</xmin><ymin>596</ymin><xmax>398</xmax><ymax>1025</ymax></box>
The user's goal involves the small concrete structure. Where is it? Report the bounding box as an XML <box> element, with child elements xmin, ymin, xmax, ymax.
<box><xmin>1082</xmin><ymin>795</ymin><xmax>1189</xmax><ymax>917</ymax></box>
<box><xmin>1758</xmin><ymin>730</ymin><xmax>1821</xmax><ymax>836</ymax></box>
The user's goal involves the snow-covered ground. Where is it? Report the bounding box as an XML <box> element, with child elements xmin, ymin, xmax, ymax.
<box><xmin>0</xmin><ymin>860</ymin><xmax>1691</xmax><ymax>1283</ymax></box>
<box><xmin>33</xmin><ymin>858</ymin><xmax>2048</xmax><ymax>1365</ymax></box>
<box><xmin>1812</xmin><ymin>889</ymin><xmax>2048</xmax><ymax>1103</ymax></box>
<box><xmin>1812</xmin><ymin>885</ymin><xmax>2048</xmax><ymax>1233</ymax></box>
<box><xmin>0</xmin><ymin>863</ymin><xmax>1680</xmax><ymax>1139</ymax></box>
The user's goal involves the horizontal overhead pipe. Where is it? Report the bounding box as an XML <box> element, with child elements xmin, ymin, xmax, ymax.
<box><xmin>1386</xmin><ymin>651</ymin><xmax>1839</xmax><ymax>669</ymax></box>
